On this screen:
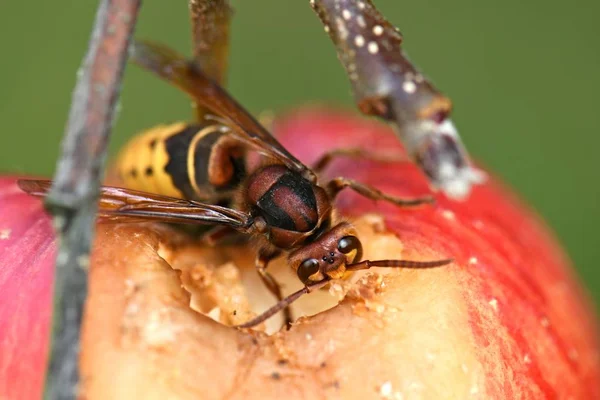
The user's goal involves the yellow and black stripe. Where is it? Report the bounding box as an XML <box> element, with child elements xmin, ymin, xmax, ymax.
<box><xmin>115</xmin><ymin>122</ymin><xmax>246</xmax><ymax>202</ymax></box>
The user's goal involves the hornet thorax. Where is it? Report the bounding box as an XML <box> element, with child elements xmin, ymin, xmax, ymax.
<box><xmin>245</xmin><ymin>165</ymin><xmax>332</xmax><ymax>249</ymax></box>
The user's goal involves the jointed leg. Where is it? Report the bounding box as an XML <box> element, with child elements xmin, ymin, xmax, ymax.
<box><xmin>235</xmin><ymin>279</ymin><xmax>329</xmax><ymax>329</ymax></box>
<box><xmin>200</xmin><ymin>225</ymin><xmax>240</xmax><ymax>246</ymax></box>
<box><xmin>312</xmin><ymin>147</ymin><xmax>409</xmax><ymax>173</ymax></box>
<box><xmin>255</xmin><ymin>249</ymin><xmax>293</xmax><ymax>327</ymax></box>
<box><xmin>327</xmin><ymin>177</ymin><xmax>434</xmax><ymax>207</ymax></box>
<box><xmin>235</xmin><ymin>256</ymin><xmax>453</xmax><ymax>329</ymax></box>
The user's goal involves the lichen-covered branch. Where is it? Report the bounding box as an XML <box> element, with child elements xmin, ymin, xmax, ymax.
<box><xmin>43</xmin><ymin>0</ymin><xmax>142</xmax><ymax>398</ymax></box>
<box><xmin>310</xmin><ymin>0</ymin><xmax>485</xmax><ymax>199</ymax></box>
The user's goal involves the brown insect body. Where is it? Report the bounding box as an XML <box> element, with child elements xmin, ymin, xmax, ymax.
<box><xmin>245</xmin><ymin>164</ymin><xmax>332</xmax><ymax>249</ymax></box>
<box><xmin>18</xmin><ymin>0</ymin><xmax>455</xmax><ymax>328</ymax></box>
<box><xmin>241</xmin><ymin>164</ymin><xmax>365</xmax><ymax>287</ymax></box>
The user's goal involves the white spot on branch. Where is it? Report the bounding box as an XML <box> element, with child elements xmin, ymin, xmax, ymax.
<box><xmin>368</xmin><ymin>41</ymin><xmax>379</xmax><ymax>54</ymax></box>
<box><xmin>77</xmin><ymin>254</ymin><xmax>90</xmax><ymax>270</ymax></box>
<box><xmin>357</xmin><ymin>15</ymin><xmax>366</xmax><ymax>28</ymax></box>
<box><xmin>402</xmin><ymin>80</ymin><xmax>417</xmax><ymax>93</ymax></box>
<box><xmin>355</xmin><ymin>35</ymin><xmax>365</xmax><ymax>47</ymax></box>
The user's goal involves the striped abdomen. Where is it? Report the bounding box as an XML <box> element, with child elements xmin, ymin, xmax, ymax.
<box><xmin>246</xmin><ymin>165</ymin><xmax>332</xmax><ymax>249</ymax></box>
<box><xmin>115</xmin><ymin>122</ymin><xmax>246</xmax><ymax>201</ymax></box>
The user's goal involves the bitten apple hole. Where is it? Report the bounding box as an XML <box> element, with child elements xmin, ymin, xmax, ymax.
<box><xmin>155</xmin><ymin>214</ymin><xmax>423</xmax><ymax>334</ymax></box>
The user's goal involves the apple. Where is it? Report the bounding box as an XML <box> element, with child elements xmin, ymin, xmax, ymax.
<box><xmin>0</xmin><ymin>108</ymin><xmax>598</xmax><ymax>399</ymax></box>
<box><xmin>0</xmin><ymin>176</ymin><xmax>55</xmax><ymax>400</ymax></box>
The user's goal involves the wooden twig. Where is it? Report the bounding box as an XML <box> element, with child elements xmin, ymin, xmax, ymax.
<box><xmin>43</xmin><ymin>0</ymin><xmax>142</xmax><ymax>398</ymax></box>
<box><xmin>310</xmin><ymin>0</ymin><xmax>485</xmax><ymax>199</ymax></box>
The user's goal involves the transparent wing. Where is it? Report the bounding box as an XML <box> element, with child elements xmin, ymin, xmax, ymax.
<box><xmin>18</xmin><ymin>179</ymin><xmax>252</xmax><ymax>229</ymax></box>
<box><xmin>130</xmin><ymin>40</ymin><xmax>315</xmax><ymax>182</ymax></box>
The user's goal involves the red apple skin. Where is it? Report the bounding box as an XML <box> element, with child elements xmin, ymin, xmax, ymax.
<box><xmin>0</xmin><ymin>177</ymin><xmax>55</xmax><ymax>400</ymax></box>
<box><xmin>0</xmin><ymin>107</ymin><xmax>598</xmax><ymax>398</ymax></box>
<box><xmin>274</xmin><ymin>108</ymin><xmax>600</xmax><ymax>398</ymax></box>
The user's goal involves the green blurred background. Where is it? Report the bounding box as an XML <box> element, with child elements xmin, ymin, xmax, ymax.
<box><xmin>0</xmin><ymin>1</ymin><xmax>598</xmax><ymax>305</ymax></box>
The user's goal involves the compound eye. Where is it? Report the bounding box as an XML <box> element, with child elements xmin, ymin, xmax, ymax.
<box><xmin>337</xmin><ymin>236</ymin><xmax>363</xmax><ymax>263</ymax></box>
<box><xmin>297</xmin><ymin>258</ymin><xmax>320</xmax><ymax>283</ymax></box>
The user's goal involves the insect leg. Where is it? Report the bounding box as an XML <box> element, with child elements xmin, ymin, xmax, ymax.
<box><xmin>255</xmin><ymin>249</ymin><xmax>293</xmax><ymax>327</ymax></box>
<box><xmin>200</xmin><ymin>225</ymin><xmax>242</xmax><ymax>246</ymax></box>
<box><xmin>312</xmin><ymin>147</ymin><xmax>409</xmax><ymax>173</ymax></box>
<box><xmin>326</xmin><ymin>177</ymin><xmax>434</xmax><ymax>207</ymax></box>
<box><xmin>235</xmin><ymin>280</ymin><xmax>329</xmax><ymax>329</ymax></box>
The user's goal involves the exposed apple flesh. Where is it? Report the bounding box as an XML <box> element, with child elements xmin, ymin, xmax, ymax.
<box><xmin>0</xmin><ymin>108</ymin><xmax>598</xmax><ymax>399</ymax></box>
